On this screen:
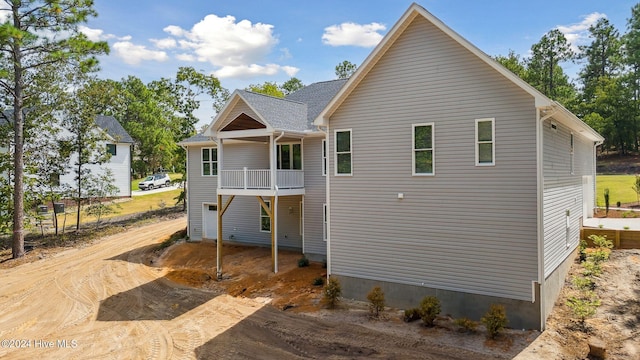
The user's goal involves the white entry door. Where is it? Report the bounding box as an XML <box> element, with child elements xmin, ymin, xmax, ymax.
<box><xmin>203</xmin><ymin>203</ymin><xmax>218</xmax><ymax>239</ymax></box>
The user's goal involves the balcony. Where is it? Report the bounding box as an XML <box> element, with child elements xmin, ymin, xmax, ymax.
<box><xmin>218</xmin><ymin>168</ymin><xmax>304</xmax><ymax>196</ymax></box>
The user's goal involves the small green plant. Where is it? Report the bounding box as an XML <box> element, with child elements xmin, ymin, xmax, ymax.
<box><xmin>366</xmin><ymin>286</ymin><xmax>386</xmax><ymax>318</ymax></box>
<box><xmin>578</xmin><ymin>239</ymin><xmax>588</xmax><ymax>262</ymax></box>
<box><xmin>312</xmin><ymin>277</ymin><xmax>324</xmax><ymax>286</ymax></box>
<box><xmin>604</xmin><ymin>188</ymin><xmax>610</xmax><ymax>215</ymax></box>
<box><xmin>582</xmin><ymin>260</ymin><xmax>602</xmax><ymax>277</ymax></box>
<box><xmin>419</xmin><ymin>296</ymin><xmax>441</xmax><ymax>327</ymax></box>
<box><xmin>572</xmin><ymin>275</ymin><xmax>594</xmax><ymax>291</ymax></box>
<box><xmin>624</xmin><ymin>226</ymin><xmax>630</xmax><ymax>230</ymax></box>
<box><xmin>481</xmin><ymin>304</ymin><xmax>508</xmax><ymax>339</ymax></box>
<box><xmin>322</xmin><ymin>277</ymin><xmax>342</xmax><ymax>309</ymax></box>
<box><xmin>297</xmin><ymin>255</ymin><xmax>309</xmax><ymax>267</ymax></box>
<box><xmin>598</xmin><ymin>224</ymin><xmax>604</xmax><ymax>228</ymax></box>
<box><xmin>403</xmin><ymin>308</ymin><xmax>421</xmax><ymax>322</ymax></box>
<box><xmin>616</xmin><ymin>201</ymin><xmax>621</xmax><ymax>207</ymax></box>
<box><xmin>566</xmin><ymin>293</ymin><xmax>600</xmax><ymax>331</ymax></box>
<box><xmin>454</xmin><ymin>317</ymin><xmax>478</xmax><ymax>333</ymax></box>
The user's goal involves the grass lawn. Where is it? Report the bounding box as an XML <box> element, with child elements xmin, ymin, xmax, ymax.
<box><xmin>597</xmin><ymin>174</ymin><xmax>640</xmax><ymax>207</ymax></box>
<box><xmin>131</xmin><ymin>173</ymin><xmax>183</xmax><ymax>191</ymax></box>
<box><xmin>57</xmin><ymin>188</ymin><xmax>183</xmax><ymax>229</ymax></box>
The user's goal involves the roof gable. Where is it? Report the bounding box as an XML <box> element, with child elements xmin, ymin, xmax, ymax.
<box><xmin>95</xmin><ymin>115</ymin><xmax>133</xmax><ymax>143</ymax></box>
<box><xmin>314</xmin><ymin>3</ymin><xmax>602</xmax><ymax>142</ymax></box>
<box><xmin>221</xmin><ymin>113</ymin><xmax>267</xmax><ymax>131</ymax></box>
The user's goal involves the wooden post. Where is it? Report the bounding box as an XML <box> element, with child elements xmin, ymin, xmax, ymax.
<box><xmin>615</xmin><ymin>230</ymin><xmax>621</xmax><ymax>249</ymax></box>
<box><xmin>216</xmin><ymin>194</ymin><xmax>235</xmax><ymax>280</ymax></box>
<box><xmin>272</xmin><ymin>195</ymin><xmax>277</xmax><ymax>273</ymax></box>
<box><xmin>216</xmin><ymin>194</ymin><xmax>223</xmax><ymax>280</ymax></box>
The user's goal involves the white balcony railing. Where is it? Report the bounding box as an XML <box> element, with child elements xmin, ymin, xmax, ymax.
<box><xmin>220</xmin><ymin>168</ymin><xmax>304</xmax><ymax>190</ymax></box>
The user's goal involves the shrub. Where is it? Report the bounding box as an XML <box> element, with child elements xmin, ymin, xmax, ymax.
<box><xmin>566</xmin><ymin>293</ymin><xmax>600</xmax><ymax>330</ymax></box>
<box><xmin>312</xmin><ymin>277</ymin><xmax>324</xmax><ymax>286</ymax></box>
<box><xmin>617</xmin><ymin>201</ymin><xmax>621</xmax><ymax>207</ymax></box>
<box><xmin>589</xmin><ymin>234</ymin><xmax>613</xmax><ymax>250</ymax></box>
<box><xmin>481</xmin><ymin>304</ymin><xmax>508</xmax><ymax>339</ymax></box>
<box><xmin>582</xmin><ymin>260</ymin><xmax>602</xmax><ymax>277</ymax></box>
<box><xmin>604</xmin><ymin>188</ymin><xmax>610</xmax><ymax>215</ymax></box>
<box><xmin>403</xmin><ymin>308</ymin><xmax>421</xmax><ymax>322</ymax></box>
<box><xmin>367</xmin><ymin>286</ymin><xmax>386</xmax><ymax>318</ymax></box>
<box><xmin>454</xmin><ymin>317</ymin><xmax>478</xmax><ymax>333</ymax></box>
<box><xmin>322</xmin><ymin>277</ymin><xmax>342</xmax><ymax>309</ymax></box>
<box><xmin>298</xmin><ymin>255</ymin><xmax>309</xmax><ymax>267</ymax></box>
<box><xmin>419</xmin><ymin>296</ymin><xmax>441</xmax><ymax>326</ymax></box>
<box><xmin>578</xmin><ymin>239</ymin><xmax>588</xmax><ymax>262</ymax></box>
<box><xmin>572</xmin><ymin>275</ymin><xmax>595</xmax><ymax>291</ymax></box>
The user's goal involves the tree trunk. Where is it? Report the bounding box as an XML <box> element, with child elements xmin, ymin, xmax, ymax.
<box><xmin>11</xmin><ymin>5</ymin><xmax>25</xmax><ymax>259</ymax></box>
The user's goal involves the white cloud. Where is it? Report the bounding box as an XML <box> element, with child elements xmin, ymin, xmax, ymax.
<box><xmin>0</xmin><ymin>3</ymin><xmax>11</xmax><ymax>23</ymax></box>
<box><xmin>322</xmin><ymin>22</ymin><xmax>386</xmax><ymax>47</ymax></box>
<box><xmin>112</xmin><ymin>41</ymin><xmax>168</xmax><ymax>65</ymax></box>
<box><xmin>176</xmin><ymin>53</ymin><xmax>196</xmax><ymax>62</ymax></box>
<box><xmin>79</xmin><ymin>26</ymin><xmax>117</xmax><ymax>42</ymax></box>
<box><xmin>214</xmin><ymin>63</ymin><xmax>299</xmax><ymax>79</ymax></box>
<box><xmin>556</xmin><ymin>12</ymin><xmax>606</xmax><ymax>53</ymax></box>
<box><xmin>165</xmin><ymin>14</ymin><xmax>278</xmax><ymax>67</ymax></box>
<box><xmin>150</xmin><ymin>37</ymin><xmax>177</xmax><ymax>49</ymax></box>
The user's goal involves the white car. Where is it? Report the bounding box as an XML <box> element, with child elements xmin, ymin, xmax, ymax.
<box><xmin>138</xmin><ymin>173</ymin><xmax>171</xmax><ymax>191</ymax></box>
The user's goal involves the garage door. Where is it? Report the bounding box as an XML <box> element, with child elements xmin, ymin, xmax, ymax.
<box><xmin>203</xmin><ymin>203</ymin><xmax>217</xmax><ymax>240</ymax></box>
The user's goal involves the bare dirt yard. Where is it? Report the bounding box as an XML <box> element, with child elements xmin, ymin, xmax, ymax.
<box><xmin>1</xmin><ymin>214</ymin><xmax>639</xmax><ymax>359</ymax></box>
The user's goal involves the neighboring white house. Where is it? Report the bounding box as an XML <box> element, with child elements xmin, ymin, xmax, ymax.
<box><xmin>180</xmin><ymin>3</ymin><xmax>603</xmax><ymax>330</ymax></box>
<box><xmin>59</xmin><ymin>115</ymin><xmax>133</xmax><ymax>197</ymax></box>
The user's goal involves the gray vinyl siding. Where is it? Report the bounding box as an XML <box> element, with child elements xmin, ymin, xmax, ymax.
<box><xmin>187</xmin><ymin>140</ymin><xmax>303</xmax><ymax>250</ymax></box>
<box><xmin>542</xmin><ymin>119</ymin><xmax>595</xmax><ymax>277</ymax></box>
<box><xmin>186</xmin><ymin>144</ymin><xmax>217</xmax><ymax>240</ymax></box>
<box><xmin>327</xmin><ymin>16</ymin><xmax>538</xmax><ymax>301</ymax></box>
<box><xmin>302</xmin><ymin>137</ymin><xmax>327</xmax><ymax>257</ymax></box>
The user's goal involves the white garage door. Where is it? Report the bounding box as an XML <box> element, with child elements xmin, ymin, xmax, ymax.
<box><xmin>203</xmin><ymin>203</ymin><xmax>217</xmax><ymax>239</ymax></box>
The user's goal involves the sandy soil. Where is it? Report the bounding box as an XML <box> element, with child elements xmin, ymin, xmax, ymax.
<box><xmin>1</xmin><ymin>215</ymin><xmax>638</xmax><ymax>359</ymax></box>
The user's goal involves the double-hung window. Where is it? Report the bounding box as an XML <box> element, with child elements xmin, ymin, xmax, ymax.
<box><xmin>323</xmin><ymin>203</ymin><xmax>328</xmax><ymax>241</ymax></box>
<box><xmin>202</xmin><ymin>148</ymin><xmax>217</xmax><ymax>176</ymax></box>
<box><xmin>260</xmin><ymin>200</ymin><xmax>271</xmax><ymax>232</ymax></box>
<box><xmin>475</xmin><ymin>118</ymin><xmax>495</xmax><ymax>166</ymax></box>
<box><xmin>335</xmin><ymin>129</ymin><xmax>352</xmax><ymax>175</ymax></box>
<box><xmin>412</xmin><ymin>123</ymin><xmax>434</xmax><ymax>175</ymax></box>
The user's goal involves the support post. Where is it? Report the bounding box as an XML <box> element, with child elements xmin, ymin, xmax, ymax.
<box><xmin>217</xmin><ymin>194</ymin><xmax>223</xmax><ymax>280</ymax></box>
<box><xmin>272</xmin><ymin>195</ymin><xmax>277</xmax><ymax>273</ymax></box>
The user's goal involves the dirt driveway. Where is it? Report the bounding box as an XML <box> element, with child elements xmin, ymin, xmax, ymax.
<box><xmin>0</xmin><ymin>217</ymin><xmax>502</xmax><ymax>359</ymax></box>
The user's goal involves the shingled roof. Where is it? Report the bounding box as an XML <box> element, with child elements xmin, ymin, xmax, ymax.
<box><xmin>285</xmin><ymin>79</ymin><xmax>347</xmax><ymax>126</ymax></box>
<box><xmin>95</xmin><ymin>115</ymin><xmax>133</xmax><ymax>143</ymax></box>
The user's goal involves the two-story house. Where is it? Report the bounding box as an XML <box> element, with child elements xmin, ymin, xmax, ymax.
<box><xmin>181</xmin><ymin>3</ymin><xmax>603</xmax><ymax>330</ymax></box>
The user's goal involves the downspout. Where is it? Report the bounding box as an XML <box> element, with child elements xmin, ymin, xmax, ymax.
<box><xmin>317</xmin><ymin>125</ymin><xmax>331</xmax><ymax>277</ymax></box>
<box><xmin>536</xmin><ymin>107</ymin><xmax>546</xmax><ymax>330</ymax></box>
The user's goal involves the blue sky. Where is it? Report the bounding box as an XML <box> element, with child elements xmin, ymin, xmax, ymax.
<box><xmin>84</xmin><ymin>0</ymin><xmax>639</xmax><ymax>125</ymax></box>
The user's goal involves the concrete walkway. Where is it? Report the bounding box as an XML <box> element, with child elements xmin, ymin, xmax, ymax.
<box><xmin>132</xmin><ymin>184</ymin><xmax>182</xmax><ymax>196</ymax></box>
<box><xmin>583</xmin><ymin>216</ymin><xmax>640</xmax><ymax>230</ymax></box>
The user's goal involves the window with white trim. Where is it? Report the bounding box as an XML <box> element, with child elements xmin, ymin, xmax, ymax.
<box><xmin>412</xmin><ymin>123</ymin><xmax>434</xmax><ymax>175</ymax></box>
<box><xmin>202</xmin><ymin>148</ymin><xmax>217</xmax><ymax>176</ymax></box>
<box><xmin>322</xmin><ymin>139</ymin><xmax>327</xmax><ymax>176</ymax></box>
<box><xmin>276</xmin><ymin>143</ymin><xmax>302</xmax><ymax>170</ymax></box>
<box><xmin>475</xmin><ymin>118</ymin><xmax>495</xmax><ymax>166</ymax></box>
<box><xmin>323</xmin><ymin>203</ymin><xmax>327</xmax><ymax>241</ymax></box>
<box><xmin>335</xmin><ymin>129</ymin><xmax>352</xmax><ymax>175</ymax></box>
<box><xmin>106</xmin><ymin>143</ymin><xmax>116</xmax><ymax>156</ymax></box>
<box><xmin>260</xmin><ymin>200</ymin><xmax>271</xmax><ymax>233</ymax></box>
<box><xmin>570</xmin><ymin>132</ymin><xmax>575</xmax><ymax>175</ymax></box>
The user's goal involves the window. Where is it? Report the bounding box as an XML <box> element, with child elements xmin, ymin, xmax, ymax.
<box><xmin>335</xmin><ymin>129</ymin><xmax>352</xmax><ymax>175</ymax></box>
<box><xmin>570</xmin><ymin>133</ymin><xmax>575</xmax><ymax>175</ymax></box>
<box><xmin>476</xmin><ymin>118</ymin><xmax>495</xmax><ymax>166</ymax></box>
<box><xmin>323</xmin><ymin>203</ymin><xmax>327</xmax><ymax>241</ymax></box>
<box><xmin>50</xmin><ymin>173</ymin><xmax>60</xmax><ymax>187</ymax></box>
<box><xmin>260</xmin><ymin>200</ymin><xmax>271</xmax><ymax>232</ymax></box>
<box><xmin>202</xmin><ymin>148</ymin><xmax>217</xmax><ymax>176</ymax></box>
<box><xmin>412</xmin><ymin>123</ymin><xmax>434</xmax><ymax>175</ymax></box>
<box><xmin>106</xmin><ymin>143</ymin><xmax>116</xmax><ymax>156</ymax></box>
<box><xmin>322</xmin><ymin>139</ymin><xmax>327</xmax><ymax>176</ymax></box>
<box><xmin>276</xmin><ymin>143</ymin><xmax>302</xmax><ymax>170</ymax></box>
